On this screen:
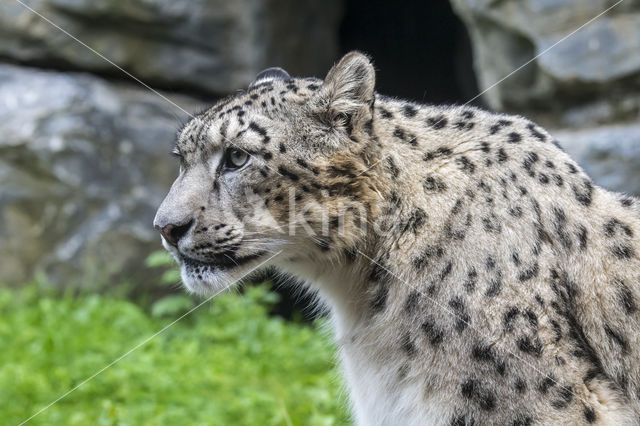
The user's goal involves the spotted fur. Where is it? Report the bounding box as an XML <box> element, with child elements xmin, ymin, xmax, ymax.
<box><xmin>155</xmin><ymin>52</ymin><xmax>640</xmax><ymax>425</ymax></box>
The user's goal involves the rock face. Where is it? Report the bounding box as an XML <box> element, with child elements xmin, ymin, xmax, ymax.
<box><xmin>450</xmin><ymin>0</ymin><xmax>640</xmax><ymax>115</ymax></box>
<box><xmin>0</xmin><ymin>64</ymin><xmax>195</xmax><ymax>286</ymax></box>
<box><xmin>555</xmin><ymin>125</ymin><xmax>640</xmax><ymax>196</ymax></box>
<box><xmin>0</xmin><ymin>0</ymin><xmax>342</xmax><ymax>95</ymax></box>
<box><xmin>0</xmin><ymin>0</ymin><xmax>342</xmax><ymax>288</ymax></box>
<box><xmin>450</xmin><ymin>0</ymin><xmax>640</xmax><ymax>196</ymax></box>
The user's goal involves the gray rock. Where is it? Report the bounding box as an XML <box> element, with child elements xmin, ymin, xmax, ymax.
<box><xmin>537</xmin><ymin>15</ymin><xmax>640</xmax><ymax>83</ymax></box>
<box><xmin>0</xmin><ymin>64</ymin><xmax>199</xmax><ymax>287</ymax></box>
<box><xmin>450</xmin><ymin>0</ymin><xmax>640</xmax><ymax>118</ymax></box>
<box><xmin>0</xmin><ymin>0</ymin><xmax>341</xmax><ymax>95</ymax></box>
<box><xmin>554</xmin><ymin>123</ymin><xmax>640</xmax><ymax>196</ymax></box>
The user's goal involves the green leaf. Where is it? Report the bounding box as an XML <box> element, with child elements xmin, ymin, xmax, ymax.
<box><xmin>160</xmin><ymin>269</ymin><xmax>181</xmax><ymax>285</ymax></box>
<box><xmin>150</xmin><ymin>295</ymin><xmax>195</xmax><ymax>318</ymax></box>
<box><xmin>145</xmin><ymin>250</ymin><xmax>175</xmax><ymax>268</ymax></box>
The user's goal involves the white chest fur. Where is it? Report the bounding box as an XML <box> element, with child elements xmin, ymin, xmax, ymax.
<box><xmin>281</xmin><ymin>262</ymin><xmax>453</xmax><ymax>425</ymax></box>
<box><xmin>336</xmin><ymin>325</ymin><xmax>452</xmax><ymax>426</ymax></box>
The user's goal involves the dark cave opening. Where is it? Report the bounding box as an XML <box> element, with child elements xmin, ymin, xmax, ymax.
<box><xmin>339</xmin><ymin>0</ymin><xmax>479</xmax><ymax>104</ymax></box>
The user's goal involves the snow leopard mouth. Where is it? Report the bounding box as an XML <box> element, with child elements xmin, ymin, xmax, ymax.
<box><xmin>179</xmin><ymin>250</ymin><xmax>267</xmax><ymax>272</ymax></box>
<box><xmin>177</xmin><ymin>249</ymin><xmax>273</xmax><ymax>295</ymax></box>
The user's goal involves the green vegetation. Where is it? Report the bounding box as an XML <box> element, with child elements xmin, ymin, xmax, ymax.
<box><xmin>0</xmin><ymin>257</ymin><xmax>349</xmax><ymax>425</ymax></box>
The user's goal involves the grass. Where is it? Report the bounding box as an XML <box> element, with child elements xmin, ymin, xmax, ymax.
<box><xmin>0</xmin><ymin>283</ymin><xmax>349</xmax><ymax>425</ymax></box>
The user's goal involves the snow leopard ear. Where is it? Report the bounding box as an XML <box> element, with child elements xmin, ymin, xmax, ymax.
<box><xmin>249</xmin><ymin>67</ymin><xmax>291</xmax><ymax>88</ymax></box>
<box><xmin>311</xmin><ymin>51</ymin><xmax>376</xmax><ymax>131</ymax></box>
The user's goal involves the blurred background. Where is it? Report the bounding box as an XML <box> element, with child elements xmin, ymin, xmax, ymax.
<box><xmin>2</xmin><ymin>0</ymin><xmax>640</xmax><ymax>424</ymax></box>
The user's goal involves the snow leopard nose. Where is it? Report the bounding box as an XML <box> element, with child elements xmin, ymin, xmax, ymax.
<box><xmin>155</xmin><ymin>220</ymin><xmax>193</xmax><ymax>247</ymax></box>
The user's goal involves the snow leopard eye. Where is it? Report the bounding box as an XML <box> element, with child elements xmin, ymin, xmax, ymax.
<box><xmin>223</xmin><ymin>148</ymin><xmax>250</xmax><ymax>170</ymax></box>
